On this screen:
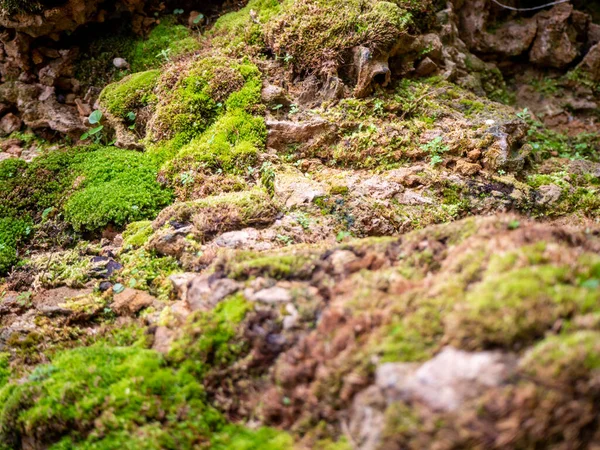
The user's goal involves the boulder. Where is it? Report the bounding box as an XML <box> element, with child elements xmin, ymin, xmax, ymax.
<box><xmin>111</xmin><ymin>288</ymin><xmax>155</xmax><ymax>316</ymax></box>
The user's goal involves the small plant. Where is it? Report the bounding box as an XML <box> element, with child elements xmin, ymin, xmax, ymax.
<box><xmin>80</xmin><ymin>110</ymin><xmax>104</xmax><ymax>143</ymax></box>
<box><xmin>272</xmin><ymin>104</ymin><xmax>284</xmax><ymax>112</ymax></box>
<box><xmin>336</xmin><ymin>230</ymin><xmax>351</xmax><ymax>242</ymax></box>
<box><xmin>295</xmin><ymin>213</ymin><xmax>310</xmax><ymax>230</ymax></box>
<box><xmin>260</xmin><ymin>162</ymin><xmax>276</xmax><ymax>197</ymax></box>
<box><xmin>16</xmin><ymin>291</ymin><xmax>33</xmax><ymax>308</ymax></box>
<box><xmin>289</xmin><ymin>103</ymin><xmax>299</xmax><ymax>115</ymax></box>
<box><xmin>421</xmin><ymin>137</ymin><xmax>449</xmax><ymax>166</ymax></box>
<box><xmin>180</xmin><ymin>171</ymin><xmax>195</xmax><ymax>186</ymax></box>
<box><xmin>192</xmin><ymin>13</ymin><xmax>204</xmax><ymax>25</ymax></box>
<box><xmin>157</xmin><ymin>48</ymin><xmax>172</xmax><ymax>63</ymax></box>
<box><xmin>173</xmin><ymin>8</ymin><xmax>184</xmax><ymax>14</ymax></box>
<box><xmin>276</xmin><ymin>234</ymin><xmax>294</xmax><ymax>246</ymax></box>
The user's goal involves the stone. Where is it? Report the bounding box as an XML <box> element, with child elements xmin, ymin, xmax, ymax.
<box><xmin>247</xmin><ymin>286</ymin><xmax>292</xmax><ymax>304</ymax></box>
<box><xmin>266</xmin><ymin>118</ymin><xmax>336</xmax><ymax>151</ymax></box>
<box><xmin>455</xmin><ymin>160</ymin><xmax>481</xmax><ymax>176</ymax></box>
<box><xmin>415</xmin><ymin>57</ymin><xmax>438</xmax><ymax>77</ymax></box>
<box><xmin>0</xmin><ymin>113</ymin><xmax>22</xmax><ymax>136</ymax></box>
<box><xmin>152</xmin><ymin>326</ymin><xmax>175</xmax><ymax>354</ymax></box>
<box><xmin>529</xmin><ymin>4</ymin><xmax>582</xmax><ymax>68</ymax></box>
<box><xmin>275</xmin><ymin>168</ymin><xmax>326</xmax><ymax>207</ymax></box>
<box><xmin>186</xmin><ymin>275</ymin><xmax>240</xmax><ymax>311</ymax></box>
<box><xmin>376</xmin><ymin>346</ymin><xmax>517</xmax><ymax>412</ymax></box>
<box><xmin>261</xmin><ymin>84</ymin><xmax>290</xmax><ymax>107</ymax></box>
<box><xmin>353</xmin><ymin>46</ymin><xmax>390</xmax><ymax>98</ymax></box>
<box><xmin>537</xmin><ymin>184</ymin><xmax>562</xmax><ymax>205</ymax></box>
<box><xmin>111</xmin><ymin>288</ymin><xmax>155</xmax><ymax>316</ymax></box>
<box><xmin>577</xmin><ymin>43</ymin><xmax>600</xmax><ymax>82</ymax></box>
<box><xmin>112</xmin><ymin>57</ymin><xmax>130</xmax><ymax>70</ymax></box>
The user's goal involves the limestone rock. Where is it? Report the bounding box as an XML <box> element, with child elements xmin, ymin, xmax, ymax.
<box><xmin>111</xmin><ymin>288</ymin><xmax>155</xmax><ymax>316</ymax></box>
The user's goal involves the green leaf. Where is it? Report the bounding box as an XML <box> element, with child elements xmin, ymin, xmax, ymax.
<box><xmin>88</xmin><ymin>110</ymin><xmax>103</xmax><ymax>124</ymax></box>
<box><xmin>113</xmin><ymin>283</ymin><xmax>125</xmax><ymax>294</ymax></box>
<box><xmin>126</xmin><ymin>111</ymin><xmax>136</xmax><ymax>121</ymax></box>
<box><xmin>193</xmin><ymin>13</ymin><xmax>204</xmax><ymax>24</ymax></box>
<box><xmin>80</xmin><ymin>132</ymin><xmax>90</xmax><ymax>140</ymax></box>
<box><xmin>88</xmin><ymin>125</ymin><xmax>104</xmax><ymax>136</ymax></box>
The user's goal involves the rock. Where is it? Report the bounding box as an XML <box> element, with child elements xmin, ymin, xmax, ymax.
<box><xmin>261</xmin><ymin>84</ymin><xmax>290</xmax><ymax>107</ymax></box>
<box><xmin>537</xmin><ymin>184</ymin><xmax>563</xmax><ymax>205</ymax></box>
<box><xmin>111</xmin><ymin>288</ymin><xmax>155</xmax><ymax>316</ymax></box>
<box><xmin>353</xmin><ymin>46</ymin><xmax>390</xmax><ymax>98</ymax></box>
<box><xmin>5</xmin><ymin>145</ymin><xmax>22</xmax><ymax>157</ymax></box>
<box><xmin>455</xmin><ymin>160</ymin><xmax>481</xmax><ymax>176</ymax></box>
<box><xmin>213</xmin><ymin>228</ymin><xmax>261</xmax><ymax>249</ymax></box>
<box><xmin>0</xmin><ymin>137</ymin><xmax>23</xmax><ymax>151</ymax></box>
<box><xmin>577</xmin><ymin>43</ymin><xmax>600</xmax><ymax>82</ymax></box>
<box><xmin>266</xmin><ymin>118</ymin><xmax>336</xmax><ymax>151</ymax></box>
<box><xmin>148</xmin><ymin>225</ymin><xmax>195</xmax><ymax>258</ymax></box>
<box><xmin>467</xmin><ymin>148</ymin><xmax>482</xmax><ymax>161</ymax></box>
<box><xmin>112</xmin><ymin>57</ymin><xmax>130</xmax><ymax>70</ymax></box>
<box><xmin>186</xmin><ymin>275</ymin><xmax>240</xmax><ymax>311</ymax></box>
<box><xmin>481</xmin><ymin>121</ymin><xmax>528</xmax><ymax>172</ymax></box>
<box><xmin>152</xmin><ymin>326</ymin><xmax>175</xmax><ymax>354</ymax></box>
<box><xmin>275</xmin><ymin>168</ymin><xmax>326</xmax><ymax>207</ymax></box>
<box><xmin>415</xmin><ymin>57</ymin><xmax>438</xmax><ymax>77</ymax></box>
<box><xmin>376</xmin><ymin>346</ymin><xmax>517</xmax><ymax>412</ymax></box>
<box><xmin>529</xmin><ymin>4</ymin><xmax>582</xmax><ymax>68</ymax></box>
<box><xmin>247</xmin><ymin>286</ymin><xmax>292</xmax><ymax>303</ymax></box>
<box><xmin>74</xmin><ymin>98</ymin><xmax>92</xmax><ymax>117</ymax></box>
<box><xmin>396</xmin><ymin>190</ymin><xmax>433</xmax><ymax>205</ymax></box>
<box><xmin>0</xmin><ymin>113</ymin><xmax>22</xmax><ymax>136</ymax></box>
<box><xmin>0</xmin><ymin>152</ymin><xmax>15</xmax><ymax>162</ymax></box>
<box><xmin>169</xmin><ymin>272</ymin><xmax>197</xmax><ymax>302</ymax></box>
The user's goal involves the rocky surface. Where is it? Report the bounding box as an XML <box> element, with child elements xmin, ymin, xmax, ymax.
<box><xmin>0</xmin><ymin>0</ymin><xmax>599</xmax><ymax>448</ymax></box>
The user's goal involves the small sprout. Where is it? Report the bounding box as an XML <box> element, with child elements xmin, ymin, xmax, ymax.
<box><xmin>508</xmin><ymin>220</ymin><xmax>520</xmax><ymax>230</ymax></box>
<box><xmin>173</xmin><ymin>8</ymin><xmax>184</xmax><ymax>15</ymax></box>
<box><xmin>276</xmin><ymin>234</ymin><xmax>294</xmax><ymax>246</ymax></box>
<box><xmin>113</xmin><ymin>283</ymin><xmax>125</xmax><ymax>294</ymax></box>
<box><xmin>336</xmin><ymin>231</ymin><xmax>351</xmax><ymax>242</ymax></box>
<box><xmin>126</xmin><ymin>111</ymin><xmax>136</xmax><ymax>121</ymax></box>
<box><xmin>289</xmin><ymin>103</ymin><xmax>299</xmax><ymax>115</ymax></box>
<box><xmin>193</xmin><ymin>13</ymin><xmax>204</xmax><ymax>24</ymax></box>
<box><xmin>272</xmin><ymin>104</ymin><xmax>284</xmax><ymax>111</ymax></box>
<box><xmin>497</xmin><ymin>169</ymin><xmax>506</xmax><ymax>175</ymax></box>
<box><xmin>88</xmin><ymin>110</ymin><xmax>103</xmax><ymax>125</ymax></box>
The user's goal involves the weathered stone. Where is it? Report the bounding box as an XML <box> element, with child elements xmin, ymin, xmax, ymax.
<box><xmin>537</xmin><ymin>184</ymin><xmax>563</xmax><ymax>205</ymax></box>
<box><xmin>353</xmin><ymin>46</ymin><xmax>391</xmax><ymax>98</ymax></box>
<box><xmin>186</xmin><ymin>275</ymin><xmax>240</xmax><ymax>311</ymax></box>
<box><xmin>0</xmin><ymin>113</ymin><xmax>22</xmax><ymax>136</ymax></box>
<box><xmin>247</xmin><ymin>286</ymin><xmax>292</xmax><ymax>304</ymax></box>
<box><xmin>266</xmin><ymin>118</ymin><xmax>336</xmax><ymax>151</ymax></box>
<box><xmin>529</xmin><ymin>4</ymin><xmax>583</xmax><ymax>68</ymax></box>
<box><xmin>111</xmin><ymin>288</ymin><xmax>155</xmax><ymax>316</ymax></box>
<box><xmin>376</xmin><ymin>346</ymin><xmax>517</xmax><ymax>412</ymax></box>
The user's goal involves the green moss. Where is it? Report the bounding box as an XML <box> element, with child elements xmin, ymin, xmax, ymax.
<box><xmin>129</xmin><ymin>17</ymin><xmax>200</xmax><ymax>73</ymax></box>
<box><xmin>210</xmin><ymin>0</ymin><xmax>282</xmax><ymax>55</ymax></box>
<box><xmin>122</xmin><ymin>220</ymin><xmax>154</xmax><ymax>249</ymax></box>
<box><xmin>168</xmin><ymin>109</ymin><xmax>266</xmax><ymax>176</ymax></box>
<box><xmin>169</xmin><ymin>294</ymin><xmax>253</xmax><ymax>378</ymax></box>
<box><xmin>265</xmin><ymin>0</ymin><xmax>416</xmax><ymax>73</ymax></box>
<box><xmin>118</xmin><ymin>248</ymin><xmax>180</xmax><ymax>300</ymax></box>
<box><xmin>446</xmin><ymin>254</ymin><xmax>600</xmax><ymax>350</ymax></box>
<box><xmin>151</xmin><ymin>57</ymin><xmax>262</xmax><ymax>143</ymax></box>
<box><xmin>0</xmin><ymin>354</ymin><xmax>9</xmax><ymax>390</ymax></box>
<box><xmin>63</xmin><ymin>147</ymin><xmax>173</xmax><ymax>232</ymax></box>
<box><xmin>26</xmin><ymin>246</ymin><xmax>93</xmax><ymax>288</ymax></box>
<box><xmin>0</xmin><ymin>345</ymin><xmax>223</xmax><ymax>449</ymax></box>
<box><xmin>225</xmin><ymin>250</ymin><xmax>319</xmax><ymax>280</ymax></box>
<box><xmin>0</xmin><ymin>0</ymin><xmax>44</xmax><ymax>15</ymax></box>
<box><xmin>211</xmin><ymin>425</ymin><xmax>294</xmax><ymax>449</ymax></box>
<box><xmin>99</xmin><ymin>70</ymin><xmax>160</xmax><ymax>119</ymax></box>
<box><xmin>520</xmin><ymin>331</ymin><xmax>600</xmax><ymax>383</ymax></box>
<box><xmin>0</xmin><ymin>217</ymin><xmax>32</xmax><ymax>275</ymax></box>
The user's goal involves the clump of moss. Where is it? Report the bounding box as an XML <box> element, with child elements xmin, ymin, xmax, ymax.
<box><xmin>0</xmin><ymin>217</ymin><xmax>31</xmax><ymax>274</ymax></box>
<box><xmin>265</xmin><ymin>0</ymin><xmax>418</xmax><ymax>74</ymax></box>
<box><xmin>211</xmin><ymin>425</ymin><xmax>294</xmax><ymax>449</ymax></box>
<box><xmin>169</xmin><ymin>294</ymin><xmax>253</xmax><ymax>378</ymax></box>
<box><xmin>224</xmin><ymin>250</ymin><xmax>320</xmax><ymax>280</ymax></box>
<box><xmin>122</xmin><ymin>220</ymin><xmax>154</xmax><ymax>249</ymax></box>
<box><xmin>0</xmin><ymin>345</ymin><xmax>223</xmax><ymax>449</ymax></box>
<box><xmin>166</xmin><ymin>109</ymin><xmax>266</xmax><ymax>176</ymax></box>
<box><xmin>63</xmin><ymin>147</ymin><xmax>173</xmax><ymax>232</ymax></box>
<box><xmin>209</xmin><ymin>0</ymin><xmax>282</xmax><ymax>55</ymax></box>
<box><xmin>118</xmin><ymin>248</ymin><xmax>180</xmax><ymax>300</ymax></box>
<box><xmin>99</xmin><ymin>70</ymin><xmax>160</xmax><ymax>119</ymax></box>
<box><xmin>520</xmin><ymin>331</ymin><xmax>600</xmax><ymax>385</ymax></box>
<box><xmin>445</xmin><ymin>251</ymin><xmax>600</xmax><ymax>350</ymax></box>
<box><xmin>150</xmin><ymin>56</ymin><xmax>262</xmax><ymax>143</ymax></box>
<box><xmin>26</xmin><ymin>246</ymin><xmax>93</xmax><ymax>288</ymax></box>
<box><xmin>153</xmin><ymin>189</ymin><xmax>278</xmax><ymax>241</ymax></box>
<box><xmin>129</xmin><ymin>17</ymin><xmax>200</xmax><ymax>73</ymax></box>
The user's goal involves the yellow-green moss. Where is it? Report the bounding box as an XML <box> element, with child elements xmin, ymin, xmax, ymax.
<box><xmin>99</xmin><ymin>70</ymin><xmax>160</xmax><ymax>119</ymax></box>
<box><xmin>122</xmin><ymin>220</ymin><xmax>154</xmax><ymax>249</ymax></box>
